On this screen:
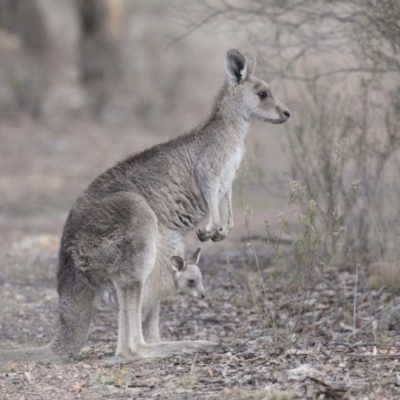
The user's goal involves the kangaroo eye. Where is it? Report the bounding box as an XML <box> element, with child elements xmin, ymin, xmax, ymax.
<box><xmin>258</xmin><ymin>91</ymin><xmax>268</xmax><ymax>100</ymax></box>
<box><xmin>188</xmin><ymin>279</ymin><xmax>195</xmax><ymax>285</ymax></box>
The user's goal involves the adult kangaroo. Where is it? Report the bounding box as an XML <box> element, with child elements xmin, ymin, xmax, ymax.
<box><xmin>0</xmin><ymin>49</ymin><xmax>290</xmax><ymax>364</ymax></box>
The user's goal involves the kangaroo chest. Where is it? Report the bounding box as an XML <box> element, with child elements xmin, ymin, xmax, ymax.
<box><xmin>219</xmin><ymin>145</ymin><xmax>245</xmax><ymax>195</ymax></box>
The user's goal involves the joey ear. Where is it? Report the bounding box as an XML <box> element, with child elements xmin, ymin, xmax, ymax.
<box><xmin>226</xmin><ymin>49</ymin><xmax>247</xmax><ymax>83</ymax></box>
<box><xmin>188</xmin><ymin>247</ymin><xmax>201</xmax><ymax>265</ymax></box>
<box><xmin>243</xmin><ymin>52</ymin><xmax>256</xmax><ymax>76</ymax></box>
<box><xmin>171</xmin><ymin>256</ymin><xmax>185</xmax><ymax>272</ymax></box>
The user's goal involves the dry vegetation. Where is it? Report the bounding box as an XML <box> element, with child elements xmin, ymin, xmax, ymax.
<box><xmin>2</xmin><ymin>229</ymin><xmax>400</xmax><ymax>399</ymax></box>
<box><xmin>1</xmin><ymin>0</ymin><xmax>400</xmax><ymax>399</ymax></box>
<box><xmin>3</xmin><ymin>217</ymin><xmax>400</xmax><ymax>399</ymax></box>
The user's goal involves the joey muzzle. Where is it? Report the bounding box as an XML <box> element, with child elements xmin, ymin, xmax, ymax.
<box><xmin>199</xmin><ymin>286</ymin><xmax>206</xmax><ymax>299</ymax></box>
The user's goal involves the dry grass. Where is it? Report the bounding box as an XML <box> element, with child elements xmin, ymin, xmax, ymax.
<box><xmin>369</xmin><ymin>262</ymin><xmax>400</xmax><ymax>295</ymax></box>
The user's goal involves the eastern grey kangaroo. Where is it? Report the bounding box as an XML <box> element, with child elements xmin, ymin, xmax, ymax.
<box><xmin>102</xmin><ymin>247</ymin><xmax>206</xmax><ymax>344</ymax></box>
<box><xmin>141</xmin><ymin>248</ymin><xmax>206</xmax><ymax>345</ymax></box>
<box><xmin>0</xmin><ymin>49</ymin><xmax>290</xmax><ymax>365</ymax></box>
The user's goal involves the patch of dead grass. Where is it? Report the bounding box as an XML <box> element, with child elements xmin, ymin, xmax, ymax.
<box><xmin>369</xmin><ymin>262</ymin><xmax>400</xmax><ymax>294</ymax></box>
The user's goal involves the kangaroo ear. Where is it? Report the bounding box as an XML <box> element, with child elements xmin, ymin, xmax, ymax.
<box><xmin>226</xmin><ymin>49</ymin><xmax>247</xmax><ymax>83</ymax></box>
<box><xmin>188</xmin><ymin>247</ymin><xmax>201</xmax><ymax>265</ymax></box>
<box><xmin>243</xmin><ymin>52</ymin><xmax>256</xmax><ymax>76</ymax></box>
<box><xmin>171</xmin><ymin>256</ymin><xmax>185</xmax><ymax>272</ymax></box>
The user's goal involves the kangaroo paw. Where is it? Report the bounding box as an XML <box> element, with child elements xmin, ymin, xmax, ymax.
<box><xmin>211</xmin><ymin>227</ymin><xmax>228</xmax><ymax>242</ymax></box>
<box><xmin>196</xmin><ymin>228</ymin><xmax>214</xmax><ymax>242</ymax></box>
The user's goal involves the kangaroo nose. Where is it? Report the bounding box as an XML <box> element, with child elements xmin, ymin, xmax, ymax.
<box><xmin>283</xmin><ymin>110</ymin><xmax>291</xmax><ymax>118</ymax></box>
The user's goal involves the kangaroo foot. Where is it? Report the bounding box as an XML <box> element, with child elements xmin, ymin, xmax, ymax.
<box><xmin>102</xmin><ymin>341</ymin><xmax>218</xmax><ymax>365</ymax></box>
<box><xmin>115</xmin><ymin>346</ymin><xmax>132</xmax><ymax>358</ymax></box>
<box><xmin>196</xmin><ymin>228</ymin><xmax>215</xmax><ymax>242</ymax></box>
<box><xmin>133</xmin><ymin>340</ymin><xmax>218</xmax><ymax>358</ymax></box>
<box><xmin>160</xmin><ymin>340</ymin><xmax>218</xmax><ymax>354</ymax></box>
<box><xmin>100</xmin><ymin>355</ymin><xmax>143</xmax><ymax>367</ymax></box>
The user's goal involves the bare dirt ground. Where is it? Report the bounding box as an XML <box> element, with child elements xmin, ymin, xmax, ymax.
<box><xmin>1</xmin><ymin>116</ymin><xmax>400</xmax><ymax>399</ymax></box>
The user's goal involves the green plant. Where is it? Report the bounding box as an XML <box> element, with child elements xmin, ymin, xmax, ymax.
<box><xmin>89</xmin><ymin>370</ymin><xmax>123</xmax><ymax>386</ymax></box>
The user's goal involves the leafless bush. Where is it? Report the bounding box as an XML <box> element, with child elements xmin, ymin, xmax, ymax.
<box><xmin>355</xmin><ymin>0</ymin><xmax>400</xmax><ymax>72</ymax></box>
<box><xmin>179</xmin><ymin>0</ymin><xmax>400</xmax><ymax>261</ymax></box>
<box><xmin>237</xmin><ymin>156</ymin><xmax>349</xmax><ymax>346</ymax></box>
<box><xmin>176</xmin><ymin>0</ymin><xmax>400</xmax><ymax>79</ymax></box>
<box><xmin>237</xmin><ymin>83</ymin><xmax>400</xmax><ymax>343</ymax></box>
<box><xmin>284</xmin><ymin>77</ymin><xmax>400</xmax><ymax>259</ymax></box>
<box><xmin>177</xmin><ymin>0</ymin><xmax>400</xmax><ymax>342</ymax></box>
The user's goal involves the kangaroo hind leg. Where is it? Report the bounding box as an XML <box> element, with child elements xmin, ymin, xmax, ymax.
<box><xmin>114</xmin><ymin>280</ymin><xmax>147</xmax><ymax>357</ymax></box>
<box><xmin>113</xmin><ymin>247</ymin><xmax>157</xmax><ymax>356</ymax></box>
<box><xmin>112</xmin><ymin>199</ymin><xmax>158</xmax><ymax>357</ymax></box>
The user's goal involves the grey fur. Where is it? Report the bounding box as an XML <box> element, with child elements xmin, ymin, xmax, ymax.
<box><xmin>0</xmin><ymin>49</ymin><xmax>289</xmax><ymax>365</ymax></box>
<box><xmin>142</xmin><ymin>248</ymin><xmax>206</xmax><ymax>344</ymax></box>
<box><xmin>102</xmin><ymin>248</ymin><xmax>206</xmax><ymax>344</ymax></box>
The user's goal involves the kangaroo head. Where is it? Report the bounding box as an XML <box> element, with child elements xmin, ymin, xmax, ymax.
<box><xmin>225</xmin><ymin>49</ymin><xmax>290</xmax><ymax>124</ymax></box>
<box><xmin>170</xmin><ymin>248</ymin><xmax>206</xmax><ymax>299</ymax></box>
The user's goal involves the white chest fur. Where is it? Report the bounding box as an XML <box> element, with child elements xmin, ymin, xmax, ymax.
<box><xmin>219</xmin><ymin>144</ymin><xmax>245</xmax><ymax>198</ymax></box>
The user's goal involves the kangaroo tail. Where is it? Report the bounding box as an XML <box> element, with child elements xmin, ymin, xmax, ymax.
<box><xmin>0</xmin><ymin>315</ymin><xmax>93</xmax><ymax>366</ymax></box>
<box><xmin>0</xmin><ymin>342</ymin><xmax>59</xmax><ymax>366</ymax></box>
<box><xmin>0</xmin><ymin>275</ymin><xmax>96</xmax><ymax>366</ymax></box>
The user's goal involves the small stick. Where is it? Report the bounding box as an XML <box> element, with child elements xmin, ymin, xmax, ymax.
<box><xmin>353</xmin><ymin>264</ymin><xmax>360</xmax><ymax>337</ymax></box>
<box><xmin>347</xmin><ymin>354</ymin><xmax>400</xmax><ymax>360</ymax></box>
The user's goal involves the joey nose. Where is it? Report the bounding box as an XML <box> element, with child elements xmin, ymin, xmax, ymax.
<box><xmin>283</xmin><ymin>110</ymin><xmax>291</xmax><ymax>119</ymax></box>
<box><xmin>200</xmin><ymin>292</ymin><xmax>206</xmax><ymax>299</ymax></box>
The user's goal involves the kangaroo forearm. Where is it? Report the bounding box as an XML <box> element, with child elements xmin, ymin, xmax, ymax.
<box><xmin>220</xmin><ymin>189</ymin><xmax>234</xmax><ymax>228</ymax></box>
<box><xmin>207</xmin><ymin>201</ymin><xmax>220</xmax><ymax>229</ymax></box>
<box><xmin>197</xmin><ymin>175</ymin><xmax>221</xmax><ymax>227</ymax></box>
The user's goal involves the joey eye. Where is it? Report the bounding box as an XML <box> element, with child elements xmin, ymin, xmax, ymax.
<box><xmin>188</xmin><ymin>279</ymin><xmax>195</xmax><ymax>285</ymax></box>
<box><xmin>258</xmin><ymin>91</ymin><xmax>268</xmax><ymax>100</ymax></box>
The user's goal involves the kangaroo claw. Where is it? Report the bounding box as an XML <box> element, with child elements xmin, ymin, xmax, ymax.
<box><xmin>211</xmin><ymin>228</ymin><xmax>227</xmax><ymax>242</ymax></box>
<box><xmin>211</xmin><ymin>231</ymin><xmax>226</xmax><ymax>242</ymax></box>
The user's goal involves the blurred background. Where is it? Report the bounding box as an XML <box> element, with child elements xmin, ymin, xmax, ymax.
<box><xmin>1</xmin><ymin>0</ymin><xmax>400</xmax><ymax>283</ymax></box>
<box><xmin>0</xmin><ymin>0</ymin><xmax>290</xmax><ymax>250</ymax></box>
